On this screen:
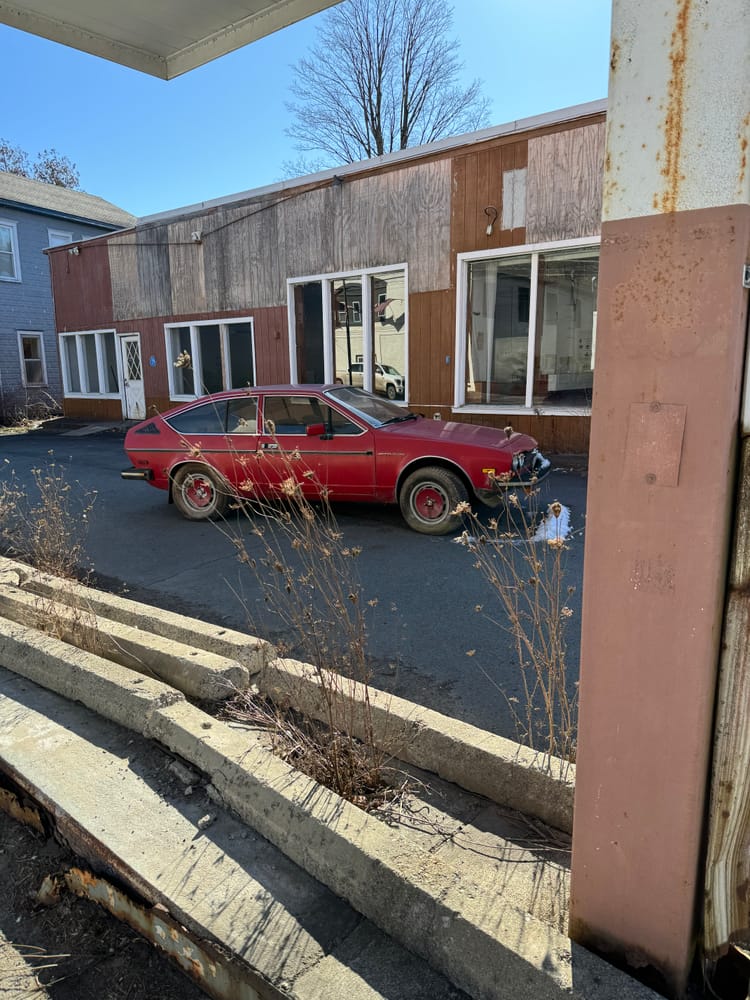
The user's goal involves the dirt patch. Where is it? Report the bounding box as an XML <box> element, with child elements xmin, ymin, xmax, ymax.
<box><xmin>0</xmin><ymin>807</ymin><xmax>206</xmax><ymax>1000</ymax></box>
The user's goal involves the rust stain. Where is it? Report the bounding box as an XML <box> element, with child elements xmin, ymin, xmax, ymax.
<box><xmin>0</xmin><ymin>786</ymin><xmax>45</xmax><ymax>834</ymax></box>
<box><xmin>610</xmin><ymin>38</ymin><xmax>621</xmax><ymax>72</ymax></box>
<box><xmin>658</xmin><ymin>0</ymin><xmax>692</xmax><ymax>213</ymax></box>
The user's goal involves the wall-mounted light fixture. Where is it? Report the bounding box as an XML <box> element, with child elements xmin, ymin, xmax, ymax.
<box><xmin>190</xmin><ymin>231</ymin><xmax>203</xmax><ymax>243</ymax></box>
<box><xmin>68</xmin><ymin>246</ymin><xmax>80</xmax><ymax>256</ymax></box>
<box><xmin>484</xmin><ymin>205</ymin><xmax>498</xmax><ymax>236</ymax></box>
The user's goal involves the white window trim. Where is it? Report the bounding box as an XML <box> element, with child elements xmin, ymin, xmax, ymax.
<box><xmin>47</xmin><ymin>228</ymin><xmax>73</xmax><ymax>248</ymax></box>
<box><xmin>0</xmin><ymin>218</ymin><xmax>21</xmax><ymax>282</ymax></box>
<box><xmin>453</xmin><ymin>236</ymin><xmax>600</xmax><ymax>416</ymax></box>
<box><xmin>164</xmin><ymin>317</ymin><xmax>256</xmax><ymax>401</ymax></box>
<box><xmin>17</xmin><ymin>331</ymin><xmax>47</xmax><ymax>386</ymax></box>
<box><xmin>59</xmin><ymin>329</ymin><xmax>121</xmax><ymax>398</ymax></box>
<box><xmin>286</xmin><ymin>263</ymin><xmax>409</xmax><ymax>398</ymax></box>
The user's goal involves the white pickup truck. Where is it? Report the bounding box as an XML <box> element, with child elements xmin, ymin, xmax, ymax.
<box><xmin>335</xmin><ymin>362</ymin><xmax>404</xmax><ymax>399</ymax></box>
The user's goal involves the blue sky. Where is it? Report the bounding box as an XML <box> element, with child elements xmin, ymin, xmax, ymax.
<box><xmin>1</xmin><ymin>1</ymin><xmax>611</xmax><ymax>218</ymax></box>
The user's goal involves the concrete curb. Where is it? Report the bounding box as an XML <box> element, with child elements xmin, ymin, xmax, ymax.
<box><xmin>0</xmin><ymin>556</ymin><xmax>271</xmax><ymax>672</ymax></box>
<box><xmin>260</xmin><ymin>657</ymin><xmax>574</xmax><ymax>834</ymax></box>
<box><xmin>0</xmin><ymin>583</ymin><xmax>250</xmax><ymax>702</ymax></box>
<box><xmin>0</xmin><ymin>613</ymin><xmax>657</xmax><ymax>999</ymax></box>
<box><xmin>0</xmin><ymin>555</ymin><xmax>575</xmax><ymax>833</ymax></box>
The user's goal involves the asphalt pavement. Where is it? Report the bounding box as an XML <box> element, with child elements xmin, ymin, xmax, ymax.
<box><xmin>0</xmin><ymin>422</ymin><xmax>587</xmax><ymax>739</ymax></box>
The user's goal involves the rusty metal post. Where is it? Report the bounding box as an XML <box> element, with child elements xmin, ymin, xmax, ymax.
<box><xmin>569</xmin><ymin>0</ymin><xmax>750</xmax><ymax>995</ymax></box>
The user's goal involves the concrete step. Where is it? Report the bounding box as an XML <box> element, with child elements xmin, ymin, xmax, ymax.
<box><xmin>0</xmin><ymin>558</ymin><xmax>662</xmax><ymax>1000</ymax></box>
<box><xmin>0</xmin><ymin>668</ymin><xmax>468</xmax><ymax>1000</ymax></box>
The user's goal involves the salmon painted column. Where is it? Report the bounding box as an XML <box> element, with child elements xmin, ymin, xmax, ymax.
<box><xmin>569</xmin><ymin>1</ymin><xmax>750</xmax><ymax>995</ymax></box>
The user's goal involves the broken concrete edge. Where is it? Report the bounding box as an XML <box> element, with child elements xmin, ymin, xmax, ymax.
<box><xmin>260</xmin><ymin>657</ymin><xmax>574</xmax><ymax>834</ymax></box>
<box><xmin>0</xmin><ymin>619</ymin><xmax>659</xmax><ymax>1000</ymax></box>
<box><xmin>0</xmin><ymin>580</ymin><xmax>250</xmax><ymax>703</ymax></box>
<box><xmin>0</xmin><ymin>554</ymin><xmax>574</xmax><ymax>832</ymax></box>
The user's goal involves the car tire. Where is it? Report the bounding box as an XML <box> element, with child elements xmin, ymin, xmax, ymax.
<box><xmin>172</xmin><ymin>464</ymin><xmax>230</xmax><ymax>521</ymax></box>
<box><xmin>399</xmin><ymin>466</ymin><xmax>468</xmax><ymax>535</ymax></box>
<box><xmin>386</xmin><ymin>383</ymin><xmax>397</xmax><ymax>400</ymax></box>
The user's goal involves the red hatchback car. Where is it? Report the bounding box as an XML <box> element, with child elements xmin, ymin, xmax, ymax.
<box><xmin>122</xmin><ymin>385</ymin><xmax>550</xmax><ymax>535</ymax></box>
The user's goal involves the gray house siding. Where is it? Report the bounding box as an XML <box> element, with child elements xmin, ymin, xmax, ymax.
<box><xmin>0</xmin><ymin>205</ymin><xmax>128</xmax><ymax>422</ymax></box>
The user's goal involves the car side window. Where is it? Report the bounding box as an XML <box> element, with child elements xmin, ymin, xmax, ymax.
<box><xmin>227</xmin><ymin>397</ymin><xmax>258</xmax><ymax>434</ymax></box>
<box><xmin>166</xmin><ymin>400</ymin><xmax>227</xmax><ymax>435</ymax></box>
<box><xmin>263</xmin><ymin>396</ymin><xmax>324</xmax><ymax>434</ymax></box>
<box><xmin>327</xmin><ymin>406</ymin><xmax>364</xmax><ymax>436</ymax></box>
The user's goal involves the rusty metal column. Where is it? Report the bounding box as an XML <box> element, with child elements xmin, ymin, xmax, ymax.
<box><xmin>569</xmin><ymin>1</ymin><xmax>750</xmax><ymax>996</ymax></box>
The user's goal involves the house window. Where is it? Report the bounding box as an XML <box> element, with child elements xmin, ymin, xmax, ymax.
<box><xmin>47</xmin><ymin>229</ymin><xmax>73</xmax><ymax>248</ymax></box>
<box><xmin>0</xmin><ymin>220</ymin><xmax>20</xmax><ymax>281</ymax></box>
<box><xmin>288</xmin><ymin>265</ymin><xmax>408</xmax><ymax>402</ymax></box>
<box><xmin>18</xmin><ymin>333</ymin><xmax>47</xmax><ymax>385</ymax></box>
<box><xmin>457</xmin><ymin>241</ymin><xmax>599</xmax><ymax>411</ymax></box>
<box><xmin>59</xmin><ymin>330</ymin><xmax>120</xmax><ymax>397</ymax></box>
<box><xmin>165</xmin><ymin>318</ymin><xmax>256</xmax><ymax>400</ymax></box>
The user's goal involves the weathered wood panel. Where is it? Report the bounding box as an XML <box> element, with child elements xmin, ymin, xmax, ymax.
<box><xmin>63</xmin><ymin>397</ymin><xmax>122</xmax><ymax>420</ymax></box>
<box><xmin>136</xmin><ymin>227</ymin><xmax>172</xmax><ymax>318</ymax></box>
<box><xmin>109</xmin><ymin>232</ymin><xmax>141</xmax><ymax>321</ymax></box>
<box><xmin>50</xmin><ymin>241</ymin><xmax>114</xmax><ymax>332</ymax></box>
<box><xmin>526</xmin><ymin>122</ymin><xmax>606</xmax><ymax>242</ymax></box>
<box><xmin>168</xmin><ymin>218</ymin><xmax>207</xmax><ymax>315</ymax></box>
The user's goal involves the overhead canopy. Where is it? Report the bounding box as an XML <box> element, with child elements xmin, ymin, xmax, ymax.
<box><xmin>0</xmin><ymin>0</ymin><xmax>341</xmax><ymax>78</ymax></box>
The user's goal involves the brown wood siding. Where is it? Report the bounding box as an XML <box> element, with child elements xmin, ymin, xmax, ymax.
<box><xmin>408</xmin><ymin>289</ymin><xmax>455</xmax><ymax>405</ymax></box>
<box><xmin>456</xmin><ymin>412</ymin><xmax>590</xmax><ymax>454</ymax></box>
<box><xmin>63</xmin><ymin>397</ymin><xmax>122</xmax><ymax>420</ymax></box>
<box><xmin>49</xmin><ymin>242</ymin><xmax>114</xmax><ymax>331</ymax></box>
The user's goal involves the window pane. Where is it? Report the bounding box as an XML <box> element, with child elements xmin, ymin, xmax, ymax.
<box><xmin>263</xmin><ymin>395</ymin><xmax>323</xmax><ymax>434</ymax></box>
<box><xmin>228</xmin><ymin>323</ymin><xmax>255</xmax><ymax>388</ymax></box>
<box><xmin>465</xmin><ymin>256</ymin><xmax>531</xmax><ymax>406</ymax></box>
<box><xmin>63</xmin><ymin>338</ymin><xmax>81</xmax><ymax>392</ymax></box>
<box><xmin>0</xmin><ymin>227</ymin><xmax>11</xmax><ymax>253</ymax></box>
<box><xmin>198</xmin><ymin>326</ymin><xmax>223</xmax><ymax>395</ymax></box>
<box><xmin>371</xmin><ymin>271</ymin><xmax>406</xmax><ymax>400</ymax></box>
<box><xmin>82</xmin><ymin>334</ymin><xmax>100</xmax><ymax>393</ymax></box>
<box><xmin>21</xmin><ymin>336</ymin><xmax>43</xmax><ymax>385</ymax></box>
<box><xmin>533</xmin><ymin>248</ymin><xmax>598</xmax><ymax>406</ymax></box>
<box><xmin>103</xmin><ymin>333</ymin><xmax>119</xmax><ymax>392</ymax></box>
<box><xmin>227</xmin><ymin>397</ymin><xmax>258</xmax><ymax>433</ymax></box>
<box><xmin>334</xmin><ymin>278</ymin><xmax>363</xmax><ymax>385</ymax></box>
<box><xmin>167</xmin><ymin>401</ymin><xmax>227</xmax><ymax>435</ymax></box>
<box><xmin>170</xmin><ymin>327</ymin><xmax>195</xmax><ymax>395</ymax></box>
<box><xmin>294</xmin><ymin>282</ymin><xmax>325</xmax><ymax>383</ymax></box>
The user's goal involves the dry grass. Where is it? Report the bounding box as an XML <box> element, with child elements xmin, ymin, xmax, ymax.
<box><xmin>455</xmin><ymin>485</ymin><xmax>578</xmax><ymax>763</ymax></box>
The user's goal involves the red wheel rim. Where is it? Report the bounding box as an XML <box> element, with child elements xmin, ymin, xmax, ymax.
<box><xmin>184</xmin><ymin>475</ymin><xmax>214</xmax><ymax>509</ymax></box>
<box><xmin>412</xmin><ymin>483</ymin><xmax>447</xmax><ymax>521</ymax></box>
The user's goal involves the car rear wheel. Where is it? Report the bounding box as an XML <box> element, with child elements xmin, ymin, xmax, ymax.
<box><xmin>172</xmin><ymin>464</ymin><xmax>230</xmax><ymax>521</ymax></box>
<box><xmin>386</xmin><ymin>383</ymin><xmax>397</xmax><ymax>400</ymax></box>
<box><xmin>399</xmin><ymin>466</ymin><xmax>468</xmax><ymax>535</ymax></box>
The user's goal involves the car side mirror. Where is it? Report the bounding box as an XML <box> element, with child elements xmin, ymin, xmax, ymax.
<box><xmin>306</xmin><ymin>422</ymin><xmax>327</xmax><ymax>437</ymax></box>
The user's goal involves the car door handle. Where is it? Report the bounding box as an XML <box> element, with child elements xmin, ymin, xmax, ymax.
<box><xmin>262</xmin><ymin>442</ymin><xmax>279</xmax><ymax>450</ymax></box>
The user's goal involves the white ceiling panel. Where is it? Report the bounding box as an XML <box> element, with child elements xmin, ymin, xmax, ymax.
<box><xmin>0</xmin><ymin>0</ymin><xmax>341</xmax><ymax>78</ymax></box>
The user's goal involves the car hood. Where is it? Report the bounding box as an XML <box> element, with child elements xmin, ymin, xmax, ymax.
<box><xmin>383</xmin><ymin>417</ymin><xmax>537</xmax><ymax>453</ymax></box>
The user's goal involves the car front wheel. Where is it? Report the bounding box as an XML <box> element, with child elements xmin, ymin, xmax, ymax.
<box><xmin>386</xmin><ymin>383</ymin><xmax>397</xmax><ymax>400</ymax></box>
<box><xmin>172</xmin><ymin>464</ymin><xmax>230</xmax><ymax>521</ymax></box>
<box><xmin>399</xmin><ymin>466</ymin><xmax>468</xmax><ymax>535</ymax></box>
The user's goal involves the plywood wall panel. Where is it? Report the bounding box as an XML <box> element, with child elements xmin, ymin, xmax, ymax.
<box><xmin>526</xmin><ymin>122</ymin><xmax>606</xmax><ymax>242</ymax></box>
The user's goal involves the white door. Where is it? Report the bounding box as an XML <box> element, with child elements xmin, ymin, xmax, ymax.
<box><xmin>121</xmin><ymin>334</ymin><xmax>145</xmax><ymax>420</ymax></box>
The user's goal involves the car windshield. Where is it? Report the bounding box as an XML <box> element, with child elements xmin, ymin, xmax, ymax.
<box><xmin>381</xmin><ymin>365</ymin><xmax>400</xmax><ymax>375</ymax></box>
<box><xmin>324</xmin><ymin>386</ymin><xmax>409</xmax><ymax>427</ymax></box>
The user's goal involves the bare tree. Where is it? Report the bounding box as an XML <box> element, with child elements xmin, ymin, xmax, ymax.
<box><xmin>32</xmin><ymin>149</ymin><xmax>80</xmax><ymax>189</ymax></box>
<box><xmin>0</xmin><ymin>139</ymin><xmax>31</xmax><ymax>177</ymax></box>
<box><xmin>0</xmin><ymin>138</ymin><xmax>81</xmax><ymax>189</ymax></box>
<box><xmin>285</xmin><ymin>0</ymin><xmax>490</xmax><ymax>166</ymax></box>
